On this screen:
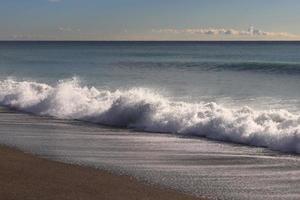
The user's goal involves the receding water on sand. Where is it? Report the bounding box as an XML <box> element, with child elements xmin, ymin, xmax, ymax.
<box><xmin>0</xmin><ymin>109</ymin><xmax>299</xmax><ymax>200</ymax></box>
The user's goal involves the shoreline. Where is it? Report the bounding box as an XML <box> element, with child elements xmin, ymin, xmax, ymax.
<box><xmin>0</xmin><ymin>145</ymin><xmax>204</xmax><ymax>200</ymax></box>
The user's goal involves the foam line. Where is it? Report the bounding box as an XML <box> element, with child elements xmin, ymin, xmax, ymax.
<box><xmin>0</xmin><ymin>78</ymin><xmax>299</xmax><ymax>153</ymax></box>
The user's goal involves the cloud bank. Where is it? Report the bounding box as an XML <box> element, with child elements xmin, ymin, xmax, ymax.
<box><xmin>152</xmin><ymin>26</ymin><xmax>297</xmax><ymax>38</ymax></box>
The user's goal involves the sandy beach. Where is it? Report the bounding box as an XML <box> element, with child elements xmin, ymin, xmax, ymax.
<box><xmin>0</xmin><ymin>145</ymin><xmax>202</xmax><ymax>200</ymax></box>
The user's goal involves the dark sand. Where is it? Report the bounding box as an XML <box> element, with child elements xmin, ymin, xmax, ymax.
<box><xmin>0</xmin><ymin>146</ymin><xmax>203</xmax><ymax>200</ymax></box>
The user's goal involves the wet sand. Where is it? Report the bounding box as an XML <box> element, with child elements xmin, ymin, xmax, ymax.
<box><xmin>0</xmin><ymin>145</ymin><xmax>202</xmax><ymax>200</ymax></box>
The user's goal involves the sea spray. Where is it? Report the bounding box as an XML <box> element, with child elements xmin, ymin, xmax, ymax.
<box><xmin>0</xmin><ymin>78</ymin><xmax>299</xmax><ymax>153</ymax></box>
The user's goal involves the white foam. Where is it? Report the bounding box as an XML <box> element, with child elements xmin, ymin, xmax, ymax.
<box><xmin>0</xmin><ymin>78</ymin><xmax>299</xmax><ymax>153</ymax></box>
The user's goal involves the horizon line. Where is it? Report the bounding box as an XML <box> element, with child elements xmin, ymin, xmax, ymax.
<box><xmin>1</xmin><ymin>40</ymin><xmax>300</xmax><ymax>42</ymax></box>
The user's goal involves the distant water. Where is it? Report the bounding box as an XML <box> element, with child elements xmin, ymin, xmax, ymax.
<box><xmin>0</xmin><ymin>41</ymin><xmax>299</xmax><ymax>154</ymax></box>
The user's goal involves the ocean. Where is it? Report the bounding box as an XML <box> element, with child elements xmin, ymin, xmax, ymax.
<box><xmin>0</xmin><ymin>41</ymin><xmax>299</xmax><ymax>199</ymax></box>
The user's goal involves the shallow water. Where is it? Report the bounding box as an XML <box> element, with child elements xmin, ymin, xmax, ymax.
<box><xmin>0</xmin><ymin>109</ymin><xmax>299</xmax><ymax>200</ymax></box>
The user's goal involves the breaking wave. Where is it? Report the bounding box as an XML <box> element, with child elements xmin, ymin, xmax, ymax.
<box><xmin>0</xmin><ymin>78</ymin><xmax>299</xmax><ymax>154</ymax></box>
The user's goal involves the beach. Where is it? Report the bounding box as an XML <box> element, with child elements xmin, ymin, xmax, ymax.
<box><xmin>0</xmin><ymin>108</ymin><xmax>299</xmax><ymax>200</ymax></box>
<box><xmin>1</xmin><ymin>0</ymin><xmax>300</xmax><ymax>199</ymax></box>
<box><xmin>0</xmin><ymin>145</ymin><xmax>201</xmax><ymax>200</ymax></box>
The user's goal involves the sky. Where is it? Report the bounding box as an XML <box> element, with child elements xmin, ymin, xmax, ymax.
<box><xmin>1</xmin><ymin>0</ymin><xmax>300</xmax><ymax>40</ymax></box>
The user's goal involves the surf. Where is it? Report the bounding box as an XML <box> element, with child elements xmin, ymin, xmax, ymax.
<box><xmin>0</xmin><ymin>77</ymin><xmax>299</xmax><ymax>154</ymax></box>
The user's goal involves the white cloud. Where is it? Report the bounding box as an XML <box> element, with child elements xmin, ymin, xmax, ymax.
<box><xmin>11</xmin><ymin>34</ymin><xmax>58</xmax><ymax>40</ymax></box>
<box><xmin>58</xmin><ymin>27</ymin><xmax>81</xmax><ymax>33</ymax></box>
<box><xmin>12</xmin><ymin>34</ymin><xmax>33</xmax><ymax>40</ymax></box>
<box><xmin>152</xmin><ymin>26</ymin><xmax>297</xmax><ymax>38</ymax></box>
<box><xmin>48</xmin><ymin>0</ymin><xmax>62</xmax><ymax>3</ymax></box>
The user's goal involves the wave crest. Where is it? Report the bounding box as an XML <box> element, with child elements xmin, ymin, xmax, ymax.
<box><xmin>0</xmin><ymin>78</ymin><xmax>299</xmax><ymax>153</ymax></box>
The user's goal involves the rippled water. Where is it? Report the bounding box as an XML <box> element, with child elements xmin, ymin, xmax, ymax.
<box><xmin>0</xmin><ymin>109</ymin><xmax>299</xmax><ymax>200</ymax></box>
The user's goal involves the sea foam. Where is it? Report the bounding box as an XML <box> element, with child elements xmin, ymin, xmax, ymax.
<box><xmin>0</xmin><ymin>78</ymin><xmax>299</xmax><ymax>154</ymax></box>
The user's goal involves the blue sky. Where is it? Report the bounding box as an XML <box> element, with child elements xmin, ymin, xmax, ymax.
<box><xmin>1</xmin><ymin>0</ymin><xmax>300</xmax><ymax>40</ymax></box>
